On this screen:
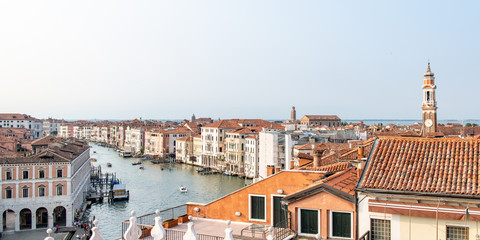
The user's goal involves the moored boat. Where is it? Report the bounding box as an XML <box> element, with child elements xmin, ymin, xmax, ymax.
<box><xmin>132</xmin><ymin>161</ymin><xmax>141</xmax><ymax>165</ymax></box>
<box><xmin>90</xmin><ymin>158</ymin><xmax>97</xmax><ymax>162</ymax></box>
<box><xmin>110</xmin><ymin>184</ymin><xmax>129</xmax><ymax>201</ymax></box>
<box><xmin>179</xmin><ymin>185</ymin><xmax>187</xmax><ymax>193</ymax></box>
<box><xmin>107</xmin><ymin>162</ymin><xmax>112</xmax><ymax>167</ymax></box>
<box><xmin>121</xmin><ymin>151</ymin><xmax>132</xmax><ymax>158</ymax></box>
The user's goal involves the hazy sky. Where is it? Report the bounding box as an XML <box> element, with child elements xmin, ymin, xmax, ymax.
<box><xmin>1</xmin><ymin>1</ymin><xmax>479</xmax><ymax>120</ymax></box>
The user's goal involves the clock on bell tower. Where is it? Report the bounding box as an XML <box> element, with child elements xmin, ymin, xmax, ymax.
<box><xmin>422</xmin><ymin>62</ymin><xmax>437</xmax><ymax>136</ymax></box>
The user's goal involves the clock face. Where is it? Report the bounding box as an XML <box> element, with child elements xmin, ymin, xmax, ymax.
<box><xmin>425</xmin><ymin>119</ymin><xmax>433</xmax><ymax>127</ymax></box>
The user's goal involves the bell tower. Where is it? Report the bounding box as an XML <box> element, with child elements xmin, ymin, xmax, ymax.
<box><xmin>422</xmin><ymin>62</ymin><xmax>437</xmax><ymax>136</ymax></box>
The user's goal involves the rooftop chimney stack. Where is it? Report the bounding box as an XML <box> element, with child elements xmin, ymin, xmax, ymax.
<box><xmin>313</xmin><ymin>148</ymin><xmax>326</xmax><ymax>168</ymax></box>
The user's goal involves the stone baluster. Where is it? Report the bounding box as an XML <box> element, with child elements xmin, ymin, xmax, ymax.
<box><xmin>124</xmin><ymin>211</ymin><xmax>142</xmax><ymax>240</ymax></box>
<box><xmin>90</xmin><ymin>220</ymin><xmax>103</xmax><ymax>240</ymax></box>
<box><xmin>151</xmin><ymin>210</ymin><xmax>166</xmax><ymax>240</ymax></box>
<box><xmin>183</xmin><ymin>221</ymin><xmax>199</xmax><ymax>240</ymax></box>
<box><xmin>44</xmin><ymin>228</ymin><xmax>54</xmax><ymax>240</ymax></box>
<box><xmin>224</xmin><ymin>220</ymin><xmax>233</xmax><ymax>240</ymax></box>
<box><xmin>266</xmin><ymin>227</ymin><xmax>274</xmax><ymax>240</ymax></box>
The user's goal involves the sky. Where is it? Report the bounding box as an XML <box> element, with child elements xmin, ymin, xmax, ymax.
<box><xmin>1</xmin><ymin>1</ymin><xmax>479</xmax><ymax>121</ymax></box>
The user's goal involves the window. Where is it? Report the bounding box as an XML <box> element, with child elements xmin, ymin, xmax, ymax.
<box><xmin>22</xmin><ymin>186</ymin><xmax>29</xmax><ymax>198</ymax></box>
<box><xmin>23</xmin><ymin>170</ymin><xmax>29</xmax><ymax>179</ymax></box>
<box><xmin>38</xmin><ymin>185</ymin><xmax>45</xmax><ymax>197</ymax></box>
<box><xmin>5</xmin><ymin>187</ymin><xmax>12</xmax><ymax>199</ymax></box>
<box><xmin>371</xmin><ymin>218</ymin><xmax>391</xmax><ymax>240</ymax></box>
<box><xmin>5</xmin><ymin>169</ymin><xmax>12</xmax><ymax>180</ymax></box>
<box><xmin>330</xmin><ymin>211</ymin><xmax>352</xmax><ymax>238</ymax></box>
<box><xmin>299</xmin><ymin>209</ymin><xmax>319</xmax><ymax>235</ymax></box>
<box><xmin>56</xmin><ymin>184</ymin><xmax>63</xmax><ymax>196</ymax></box>
<box><xmin>39</xmin><ymin>169</ymin><xmax>45</xmax><ymax>178</ymax></box>
<box><xmin>446</xmin><ymin>226</ymin><xmax>468</xmax><ymax>240</ymax></box>
<box><xmin>249</xmin><ymin>195</ymin><xmax>266</xmax><ymax>221</ymax></box>
<box><xmin>57</xmin><ymin>169</ymin><xmax>63</xmax><ymax>178</ymax></box>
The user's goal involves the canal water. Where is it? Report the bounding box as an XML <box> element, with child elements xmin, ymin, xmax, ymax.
<box><xmin>86</xmin><ymin>143</ymin><xmax>250</xmax><ymax>239</ymax></box>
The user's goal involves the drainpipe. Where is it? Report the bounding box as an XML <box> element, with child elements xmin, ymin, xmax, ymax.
<box><xmin>355</xmin><ymin>191</ymin><xmax>359</xmax><ymax>240</ymax></box>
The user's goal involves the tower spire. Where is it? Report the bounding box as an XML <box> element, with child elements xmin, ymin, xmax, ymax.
<box><xmin>426</xmin><ymin>61</ymin><xmax>431</xmax><ymax>72</ymax></box>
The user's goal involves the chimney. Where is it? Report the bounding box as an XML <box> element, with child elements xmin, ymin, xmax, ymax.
<box><xmin>357</xmin><ymin>144</ymin><xmax>365</xmax><ymax>161</ymax></box>
<box><xmin>267</xmin><ymin>165</ymin><xmax>275</xmax><ymax>176</ymax></box>
<box><xmin>313</xmin><ymin>148</ymin><xmax>325</xmax><ymax>168</ymax></box>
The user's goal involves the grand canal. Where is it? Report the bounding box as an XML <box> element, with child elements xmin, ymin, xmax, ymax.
<box><xmin>87</xmin><ymin>143</ymin><xmax>250</xmax><ymax>239</ymax></box>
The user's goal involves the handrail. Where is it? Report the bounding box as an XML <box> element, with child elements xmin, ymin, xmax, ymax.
<box><xmin>359</xmin><ymin>230</ymin><xmax>370</xmax><ymax>240</ymax></box>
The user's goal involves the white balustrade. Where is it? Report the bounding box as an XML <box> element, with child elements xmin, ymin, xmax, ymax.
<box><xmin>44</xmin><ymin>228</ymin><xmax>54</xmax><ymax>240</ymax></box>
<box><xmin>151</xmin><ymin>210</ymin><xmax>166</xmax><ymax>240</ymax></box>
<box><xmin>124</xmin><ymin>211</ymin><xmax>142</xmax><ymax>240</ymax></box>
<box><xmin>224</xmin><ymin>220</ymin><xmax>233</xmax><ymax>240</ymax></box>
<box><xmin>89</xmin><ymin>220</ymin><xmax>104</xmax><ymax>240</ymax></box>
<box><xmin>183</xmin><ymin>221</ymin><xmax>199</xmax><ymax>240</ymax></box>
<box><xmin>266</xmin><ymin>227</ymin><xmax>274</xmax><ymax>240</ymax></box>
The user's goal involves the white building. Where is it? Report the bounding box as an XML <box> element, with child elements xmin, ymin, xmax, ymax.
<box><xmin>0</xmin><ymin>114</ymin><xmax>43</xmax><ymax>139</ymax></box>
<box><xmin>0</xmin><ymin>136</ymin><xmax>90</xmax><ymax>232</ymax></box>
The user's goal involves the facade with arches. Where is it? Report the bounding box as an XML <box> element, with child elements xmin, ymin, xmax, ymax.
<box><xmin>0</xmin><ymin>137</ymin><xmax>90</xmax><ymax>232</ymax></box>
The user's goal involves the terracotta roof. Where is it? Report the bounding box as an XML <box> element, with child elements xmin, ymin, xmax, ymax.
<box><xmin>0</xmin><ymin>114</ymin><xmax>36</xmax><ymax>120</ymax></box>
<box><xmin>228</xmin><ymin>127</ymin><xmax>263</xmax><ymax>134</ymax></box>
<box><xmin>31</xmin><ymin>135</ymin><xmax>61</xmax><ymax>146</ymax></box>
<box><xmin>0</xmin><ymin>139</ymin><xmax>89</xmax><ymax>164</ymax></box>
<box><xmin>302</xmin><ymin>115</ymin><xmax>341</xmax><ymax>121</ymax></box>
<box><xmin>202</xmin><ymin>119</ymin><xmax>283</xmax><ymax>130</ymax></box>
<box><xmin>299</xmin><ymin>161</ymin><xmax>351</xmax><ymax>173</ymax></box>
<box><xmin>359</xmin><ymin>137</ymin><xmax>480</xmax><ymax>196</ymax></box>
<box><xmin>177</xmin><ymin>135</ymin><xmax>194</xmax><ymax>142</ymax></box>
<box><xmin>283</xmin><ymin>168</ymin><xmax>358</xmax><ymax>204</ymax></box>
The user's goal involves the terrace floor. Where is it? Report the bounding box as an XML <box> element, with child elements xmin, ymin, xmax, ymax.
<box><xmin>169</xmin><ymin>218</ymin><xmax>253</xmax><ymax>237</ymax></box>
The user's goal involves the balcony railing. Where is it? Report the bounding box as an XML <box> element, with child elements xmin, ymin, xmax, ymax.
<box><xmin>121</xmin><ymin>205</ymin><xmax>187</xmax><ymax>238</ymax></box>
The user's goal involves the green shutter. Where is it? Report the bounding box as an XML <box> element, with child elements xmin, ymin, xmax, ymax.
<box><xmin>250</xmin><ymin>196</ymin><xmax>265</xmax><ymax>220</ymax></box>
<box><xmin>332</xmin><ymin>212</ymin><xmax>351</xmax><ymax>238</ymax></box>
<box><xmin>300</xmin><ymin>209</ymin><xmax>318</xmax><ymax>234</ymax></box>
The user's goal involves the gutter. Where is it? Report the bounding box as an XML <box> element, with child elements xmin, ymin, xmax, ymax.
<box><xmin>357</xmin><ymin>188</ymin><xmax>480</xmax><ymax>201</ymax></box>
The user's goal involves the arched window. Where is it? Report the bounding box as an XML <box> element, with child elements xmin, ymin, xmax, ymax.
<box><xmin>56</xmin><ymin>167</ymin><xmax>64</xmax><ymax>178</ymax></box>
<box><xmin>22</xmin><ymin>186</ymin><xmax>29</xmax><ymax>198</ymax></box>
<box><xmin>5</xmin><ymin>187</ymin><xmax>12</xmax><ymax>199</ymax></box>
<box><xmin>5</xmin><ymin>168</ymin><xmax>12</xmax><ymax>180</ymax></box>
<box><xmin>38</xmin><ymin>168</ymin><xmax>45</xmax><ymax>179</ymax></box>
<box><xmin>38</xmin><ymin>185</ymin><xmax>46</xmax><ymax>197</ymax></box>
<box><xmin>56</xmin><ymin>184</ymin><xmax>63</xmax><ymax>196</ymax></box>
<box><xmin>426</xmin><ymin>91</ymin><xmax>431</xmax><ymax>102</ymax></box>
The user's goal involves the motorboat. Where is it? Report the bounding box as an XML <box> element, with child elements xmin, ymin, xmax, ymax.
<box><xmin>132</xmin><ymin>161</ymin><xmax>142</xmax><ymax>165</ymax></box>
<box><xmin>151</xmin><ymin>161</ymin><xmax>159</xmax><ymax>164</ymax></box>
<box><xmin>179</xmin><ymin>185</ymin><xmax>187</xmax><ymax>193</ymax></box>
<box><xmin>90</xmin><ymin>158</ymin><xmax>97</xmax><ymax>162</ymax></box>
<box><xmin>107</xmin><ymin>163</ymin><xmax>112</xmax><ymax>167</ymax></box>
<box><xmin>139</xmin><ymin>166</ymin><xmax>144</xmax><ymax>170</ymax></box>
<box><xmin>121</xmin><ymin>151</ymin><xmax>133</xmax><ymax>158</ymax></box>
<box><xmin>111</xmin><ymin>184</ymin><xmax>129</xmax><ymax>201</ymax></box>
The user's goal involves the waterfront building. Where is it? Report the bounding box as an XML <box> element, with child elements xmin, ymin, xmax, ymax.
<box><xmin>164</xmin><ymin>127</ymin><xmax>193</xmax><ymax>156</ymax></box>
<box><xmin>0</xmin><ymin>114</ymin><xmax>43</xmax><ymax>139</ymax></box>
<box><xmin>224</xmin><ymin>127</ymin><xmax>262</xmax><ymax>176</ymax></box>
<box><xmin>201</xmin><ymin>119</ymin><xmax>284</xmax><ymax>170</ymax></box>
<box><xmin>300</xmin><ymin>115</ymin><xmax>341</xmax><ymax>127</ymax></box>
<box><xmin>192</xmin><ymin>134</ymin><xmax>202</xmax><ymax>165</ymax></box>
<box><xmin>0</xmin><ymin>136</ymin><xmax>90</xmax><ymax>233</ymax></box>
<box><xmin>175</xmin><ymin>135</ymin><xmax>194</xmax><ymax>163</ymax></box>
<box><xmin>42</xmin><ymin>118</ymin><xmax>66</xmax><ymax>136</ymax></box>
<box><xmin>244</xmin><ymin>135</ymin><xmax>259</xmax><ymax>178</ymax></box>
<box><xmin>124</xmin><ymin>126</ymin><xmax>145</xmax><ymax>154</ymax></box>
<box><xmin>144</xmin><ymin>129</ymin><xmax>165</xmax><ymax>156</ymax></box>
